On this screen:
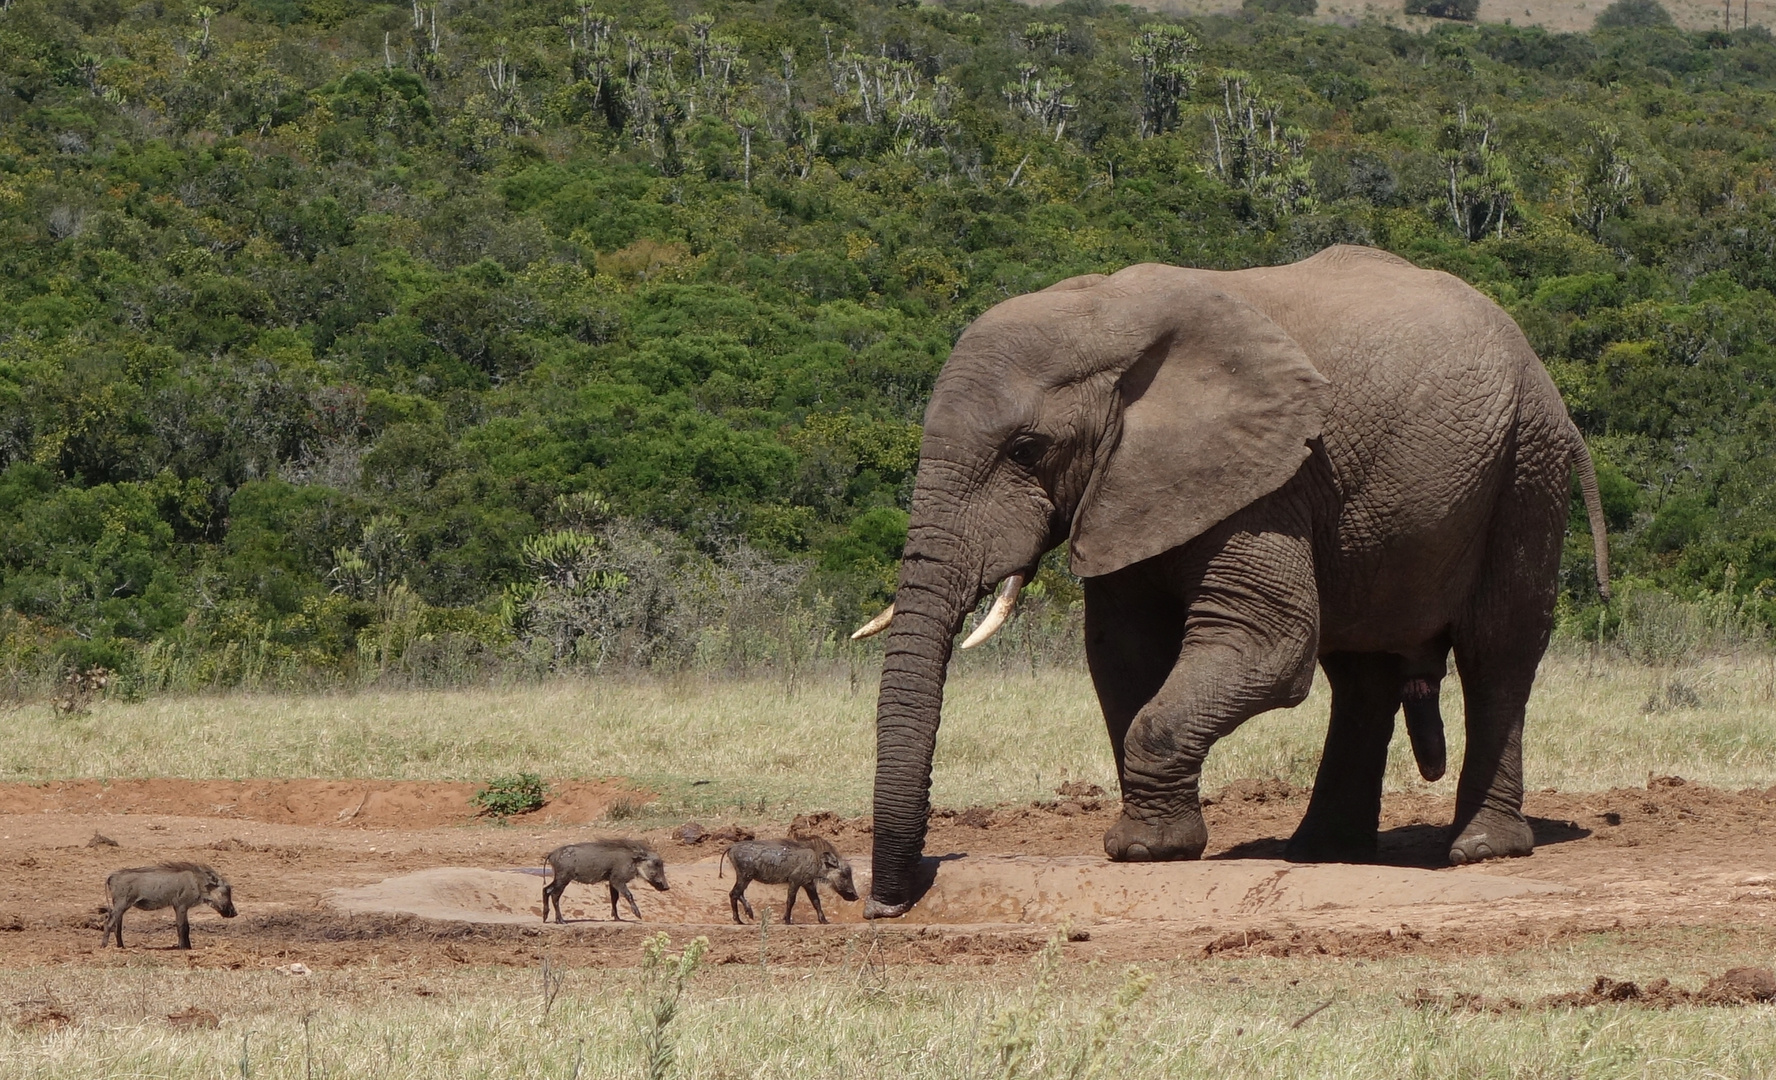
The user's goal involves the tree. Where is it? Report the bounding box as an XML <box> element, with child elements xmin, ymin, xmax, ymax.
<box><xmin>1406</xmin><ymin>0</ymin><xmax>1480</xmax><ymax>20</ymax></box>
<box><xmin>1208</xmin><ymin>71</ymin><xmax>1316</xmax><ymax>221</ymax></box>
<box><xmin>1567</xmin><ymin>126</ymin><xmax>1637</xmax><ymax>238</ymax></box>
<box><xmin>1131</xmin><ymin>24</ymin><xmax>1199</xmax><ymax>138</ymax></box>
<box><xmin>1594</xmin><ymin>0</ymin><xmax>1675</xmax><ymax>28</ymax></box>
<box><xmin>1244</xmin><ymin>0</ymin><xmax>1318</xmax><ymax>15</ymax></box>
<box><xmin>1440</xmin><ymin>104</ymin><xmax>1517</xmax><ymax>240</ymax></box>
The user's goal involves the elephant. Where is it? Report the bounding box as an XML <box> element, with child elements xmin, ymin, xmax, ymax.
<box><xmin>854</xmin><ymin>245</ymin><xmax>1609</xmax><ymax>919</ymax></box>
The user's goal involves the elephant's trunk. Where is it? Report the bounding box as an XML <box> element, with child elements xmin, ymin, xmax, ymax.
<box><xmin>866</xmin><ymin>546</ymin><xmax>978</xmax><ymax>917</ymax></box>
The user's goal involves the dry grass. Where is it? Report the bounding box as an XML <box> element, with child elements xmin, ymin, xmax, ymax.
<box><xmin>2</xmin><ymin>929</ymin><xmax>1774</xmax><ymax>1078</ymax></box>
<box><xmin>3</xmin><ymin>650</ymin><xmax>1774</xmax><ymax>814</ymax></box>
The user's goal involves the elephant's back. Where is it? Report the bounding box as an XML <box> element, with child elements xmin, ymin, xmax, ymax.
<box><xmin>1221</xmin><ymin>246</ymin><xmax>1541</xmax><ymax>477</ymax></box>
<box><xmin>1219</xmin><ymin>248</ymin><xmax>1560</xmax><ymax>648</ymax></box>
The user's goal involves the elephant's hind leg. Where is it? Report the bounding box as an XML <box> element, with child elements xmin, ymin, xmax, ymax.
<box><xmin>1285</xmin><ymin>652</ymin><xmax>1405</xmax><ymax>863</ymax></box>
<box><xmin>1448</xmin><ymin>418</ymin><xmax>1568</xmax><ymax>865</ymax></box>
<box><xmin>1442</xmin><ymin>671</ymin><xmax>1541</xmax><ymax>863</ymax></box>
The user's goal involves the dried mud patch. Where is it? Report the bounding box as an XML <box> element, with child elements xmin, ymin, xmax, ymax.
<box><xmin>5</xmin><ymin>777</ymin><xmax>1776</xmax><ymax>972</ymax></box>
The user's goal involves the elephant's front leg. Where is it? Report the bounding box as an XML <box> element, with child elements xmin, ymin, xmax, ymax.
<box><xmin>1084</xmin><ymin>576</ymin><xmax>1187</xmax><ymax>787</ymax></box>
<box><xmin>1095</xmin><ymin>527</ymin><xmax>1320</xmax><ymax>862</ymax></box>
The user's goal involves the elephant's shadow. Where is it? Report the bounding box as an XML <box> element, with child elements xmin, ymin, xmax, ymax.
<box><xmin>1213</xmin><ymin>817</ymin><xmax>1591</xmax><ymax>869</ymax></box>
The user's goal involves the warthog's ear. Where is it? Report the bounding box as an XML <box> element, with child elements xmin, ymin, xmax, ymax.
<box><xmin>821</xmin><ymin>852</ymin><xmax>842</xmax><ymax>870</ymax></box>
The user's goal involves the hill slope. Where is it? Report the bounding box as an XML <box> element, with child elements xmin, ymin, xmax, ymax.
<box><xmin>2</xmin><ymin>0</ymin><xmax>1774</xmax><ymax>684</ymax></box>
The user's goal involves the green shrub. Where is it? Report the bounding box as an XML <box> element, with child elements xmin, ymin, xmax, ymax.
<box><xmin>471</xmin><ymin>773</ymin><xmax>548</xmax><ymax>820</ymax></box>
<box><xmin>1405</xmin><ymin>0</ymin><xmax>1478</xmax><ymax>19</ymax></box>
<box><xmin>1244</xmin><ymin>0</ymin><xmax>1317</xmax><ymax>15</ymax></box>
<box><xmin>1594</xmin><ymin>0</ymin><xmax>1674</xmax><ymax>28</ymax></box>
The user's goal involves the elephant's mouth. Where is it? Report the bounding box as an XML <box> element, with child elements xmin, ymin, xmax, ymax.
<box><xmin>851</xmin><ymin>573</ymin><xmax>1026</xmax><ymax>650</ymax></box>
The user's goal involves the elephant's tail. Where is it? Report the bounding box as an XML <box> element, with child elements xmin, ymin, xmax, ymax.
<box><xmin>1570</xmin><ymin>426</ymin><xmax>1612</xmax><ymax>601</ymax></box>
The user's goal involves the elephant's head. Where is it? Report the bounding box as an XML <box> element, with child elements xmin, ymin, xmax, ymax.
<box><xmin>861</xmin><ymin>264</ymin><xmax>1331</xmax><ymax>917</ymax></box>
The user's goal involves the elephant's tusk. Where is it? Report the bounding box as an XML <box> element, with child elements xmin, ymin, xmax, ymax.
<box><xmin>960</xmin><ymin>574</ymin><xmax>1025</xmax><ymax>650</ymax></box>
<box><xmin>850</xmin><ymin>603</ymin><xmax>896</xmax><ymax>640</ymax></box>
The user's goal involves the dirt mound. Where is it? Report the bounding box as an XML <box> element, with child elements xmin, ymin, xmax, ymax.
<box><xmin>1201</xmin><ymin>926</ymin><xmax>1427</xmax><ymax>959</ymax></box>
<box><xmin>672</xmin><ymin>823</ymin><xmax>755</xmax><ymax>846</ymax></box>
<box><xmin>165</xmin><ymin>1006</ymin><xmax>220</xmax><ymax>1029</ymax></box>
<box><xmin>0</xmin><ymin>779</ymin><xmax>645</xmax><ymax>828</ymax></box>
<box><xmin>1539</xmin><ymin>967</ymin><xmax>1776</xmax><ymax>1008</ymax></box>
<box><xmin>1408</xmin><ymin>966</ymin><xmax>1776</xmax><ymax>1013</ymax></box>
<box><xmin>326</xmin><ymin>855</ymin><xmax>1569</xmax><ymax>928</ymax></box>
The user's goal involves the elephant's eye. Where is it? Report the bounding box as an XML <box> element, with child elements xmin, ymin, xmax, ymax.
<box><xmin>1006</xmin><ymin>435</ymin><xmax>1046</xmax><ymax>468</ymax></box>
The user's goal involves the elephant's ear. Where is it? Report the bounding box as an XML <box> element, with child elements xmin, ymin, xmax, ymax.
<box><xmin>1069</xmin><ymin>278</ymin><xmax>1331</xmax><ymax>578</ymax></box>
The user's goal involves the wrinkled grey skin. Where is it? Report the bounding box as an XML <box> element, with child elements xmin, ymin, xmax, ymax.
<box><xmin>103</xmin><ymin>862</ymin><xmax>237</xmax><ymax>949</ymax></box>
<box><xmin>542</xmin><ymin>839</ymin><xmax>669</xmax><ymax>923</ymax></box>
<box><xmin>865</xmin><ymin>246</ymin><xmax>1610</xmax><ymax>918</ymax></box>
<box><xmin>722</xmin><ymin>837</ymin><xmax>860</xmax><ymax>924</ymax></box>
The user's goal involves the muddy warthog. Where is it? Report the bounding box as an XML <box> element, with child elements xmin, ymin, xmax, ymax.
<box><xmin>103</xmin><ymin>863</ymin><xmax>237</xmax><ymax>949</ymax></box>
<box><xmin>721</xmin><ymin>836</ymin><xmax>859</xmax><ymax>924</ymax></box>
<box><xmin>542</xmin><ymin>839</ymin><xmax>669</xmax><ymax>923</ymax></box>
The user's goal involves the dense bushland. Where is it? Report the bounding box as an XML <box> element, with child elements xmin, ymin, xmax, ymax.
<box><xmin>2</xmin><ymin>0</ymin><xmax>1774</xmax><ymax>690</ymax></box>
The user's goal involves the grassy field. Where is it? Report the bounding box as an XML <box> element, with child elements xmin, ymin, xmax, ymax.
<box><xmin>6</xmin><ymin>652</ymin><xmax>1776</xmax><ymax>1076</ymax></box>
<box><xmin>4</xmin><ymin>928</ymin><xmax>1774</xmax><ymax>1079</ymax></box>
<box><xmin>5</xmin><ymin>649</ymin><xmax>1775</xmax><ymax>815</ymax></box>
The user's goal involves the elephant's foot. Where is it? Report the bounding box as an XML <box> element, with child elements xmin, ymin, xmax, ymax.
<box><xmin>1103</xmin><ymin>806</ymin><xmax>1207</xmax><ymax>862</ymax></box>
<box><xmin>1284</xmin><ymin>791</ymin><xmax>1381</xmax><ymax>862</ymax></box>
<box><xmin>1282</xmin><ymin>822</ymin><xmax>1378</xmax><ymax>863</ymax></box>
<box><xmin>1448</xmin><ymin>808</ymin><xmax>1534</xmax><ymax>865</ymax></box>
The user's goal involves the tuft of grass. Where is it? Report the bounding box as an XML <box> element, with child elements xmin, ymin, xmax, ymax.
<box><xmin>469</xmin><ymin>772</ymin><xmax>547</xmax><ymax>821</ymax></box>
<box><xmin>603</xmin><ymin>795</ymin><xmax>647</xmax><ymax>821</ymax></box>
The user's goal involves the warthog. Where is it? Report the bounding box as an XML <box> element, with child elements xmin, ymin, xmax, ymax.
<box><xmin>103</xmin><ymin>863</ymin><xmax>237</xmax><ymax>949</ymax></box>
<box><xmin>542</xmin><ymin>839</ymin><xmax>669</xmax><ymax>923</ymax></box>
<box><xmin>721</xmin><ymin>836</ymin><xmax>859</xmax><ymax>924</ymax></box>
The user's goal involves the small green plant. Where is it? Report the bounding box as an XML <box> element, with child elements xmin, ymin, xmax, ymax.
<box><xmin>471</xmin><ymin>772</ymin><xmax>548</xmax><ymax>820</ymax></box>
<box><xmin>636</xmin><ymin>932</ymin><xmax>708</xmax><ymax>1080</ymax></box>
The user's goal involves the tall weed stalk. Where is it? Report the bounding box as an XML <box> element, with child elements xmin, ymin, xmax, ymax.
<box><xmin>635</xmin><ymin>932</ymin><xmax>708</xmax><ymax>1080</ymax></box>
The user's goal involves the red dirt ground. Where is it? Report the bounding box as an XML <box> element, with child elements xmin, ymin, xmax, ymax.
<box><xmin>2</xmin><ymin>775</ymin><xmax>1775</xmax><ymax>971</ymax></box>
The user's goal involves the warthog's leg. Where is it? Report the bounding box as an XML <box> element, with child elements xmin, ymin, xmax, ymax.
<box><xmin>729</xmin><ymin>875</ymin><xmax>755</xmax><ymax>923</ymax></box>
<box><xmin>804</xmin><ymin>884</ymin><xmax>828</xmax><ymax>924</ymax></box>
<box><xmin>104</xmin><ymin>903</ymin><xmax>126</xmax><ymax>948</ymax></box>
<box><xmin>616</xmin><ymin>881</ymin><xmax>643</xmax><ymax>921</ymax></box>
<box><xmin>175</xmin><ymin>905</ymin><xmax>192</xmax><ymax>950</ymax></box>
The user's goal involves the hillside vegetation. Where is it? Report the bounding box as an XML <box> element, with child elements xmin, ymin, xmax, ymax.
<box><xmin>2</xmin><ymin>0</ymin><xmax>1775</xmax><ymax>689</ymax></box>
